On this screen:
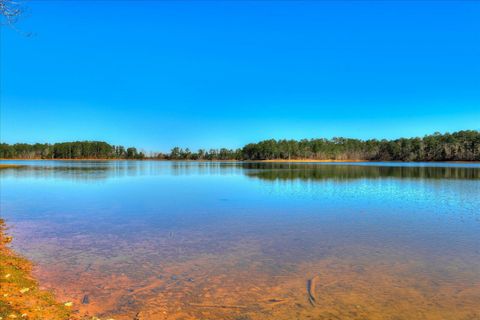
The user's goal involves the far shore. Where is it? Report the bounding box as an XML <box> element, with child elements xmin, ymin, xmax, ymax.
<box><xmin>1</xmin><ymin>158</ymin><xmax>479</xmax><ymax>164</ymax></box>
<box><xmin>260</xmin><ymin>159</ymin><xmax>370</xmax><ymax>163</ymax></box>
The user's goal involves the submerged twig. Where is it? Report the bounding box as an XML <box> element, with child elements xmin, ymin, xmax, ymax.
<box><xmin>263</xmin><ymin>298</ymin><xmax>289</xmax><ymax>306</ymax></box>
<box><xmin>189</xmin><ymin>303</ymin><xmax>248</xmax><ymax>309</ymax></box>
<box><xmin>307</xmin><ymin>275</ymin><xmax>318</xmax><ymax>306</ymax></box>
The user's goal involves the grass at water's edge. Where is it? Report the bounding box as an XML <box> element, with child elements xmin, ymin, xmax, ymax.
<box><xmin>0</xmin><ymin>219</ymin><xmax>73</xmax><ymax>320</ymax></box>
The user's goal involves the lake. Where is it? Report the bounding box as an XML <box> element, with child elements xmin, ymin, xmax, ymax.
<box><xmin>1</xmin><ymin>161</ymin><xmax>479</xmax><ymax>320</ymax></box>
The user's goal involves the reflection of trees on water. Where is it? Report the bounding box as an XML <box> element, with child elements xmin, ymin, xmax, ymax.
<box><xmin>0</xmin><ymin>161</ymin><xmax>150</xmax><ymax>182</ymax></box>
<box><xmin>1</xmin><ymin>161</ymin><xmax>478</xmax><ymax>182</ymax></box>
<box><xmin>169</xmin><ymin>161</ymin><xmax>243</xmax><ymax>176</ymax></box>
<box><xmin>1</xmin><ymin>165</ymin><xmax>125</xmax><ymax>182</ymax></box>
<box><xmin>246</xmin><ymin>164</ymin><xmax>480</xmax><ymax>181</ymax></box>
<box><xmin>0</xmin><ymin>161</ymin><xmax>244</xmax><ymax>182</ymax></box>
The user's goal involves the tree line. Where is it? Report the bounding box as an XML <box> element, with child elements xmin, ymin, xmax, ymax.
<box><xmin>241</xmin><ymin>130</ymin><xmax>480</xmax><ymax>161</ymax></box>
<box><xmin>1</xmin><ymin>131</ymin><xmax>479</xmax><ymax>161</ymax></box>
<box><xmin>0</xmin><ymin>141</ymin><xmax>145</xmax><ymax>159</ymax></box>
<box><xmin>153</xmin><ymin>147</ymin><xmax>242</xmax><ymax>160</ymax></box>
<box><xmin>160</xmin><ymin>130</ymin><xmax>479</xmax><ymax>161</ymax></box>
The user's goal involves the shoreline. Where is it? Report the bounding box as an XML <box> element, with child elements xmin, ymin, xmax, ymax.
<box><xmin>1</xmin><ymin>158</ymin><xmax>480</xmax><ymax>164</ymax></box>
<box><xmin>0</xmin><ymin>219</ymin><xmax>72</xmax><ymax>319</ymax></box>
<box><xmin>260</xmin><ymin>159</ymin><xmax>372</xmax><ymax>163</ymax></box>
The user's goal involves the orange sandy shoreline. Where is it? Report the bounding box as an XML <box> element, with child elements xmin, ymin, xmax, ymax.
<box><xmin>0</xmin><ymin>164</ymin><xmax>25</xmax><ymax>168</ymax></box>
<box><xmin>260</xmin><ymin>159</ymin><xmax>370</xmax><ymax>163</ymax></box>
<box><xmin>0</xmin><ymin>219</ymin><xmax>73</xmax><ymax>319</ymax></box>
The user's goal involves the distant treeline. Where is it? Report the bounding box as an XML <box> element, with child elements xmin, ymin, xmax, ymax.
<box><xmin>240</xmin><ymin>130</ymin><xmax>480</xmax><ymax>161</ymax></box>
<box><xmin>154</xmin><ymin>147</ymin><xmax>242</xmax><ymax>161</ymax></box>
<box><xmin>159</xmin><ymin>130</ymin><xmax>480</xmax><ymax>161</ymax></box>
<box><xmin>0</xmin><ymin>141</ymin><xmax>145</xmax><ymax>159</ymax></box>
<box><xmin>1</xmin><ymin>130</ymin><xmax>479</xmax><ymax>161</ymax></box>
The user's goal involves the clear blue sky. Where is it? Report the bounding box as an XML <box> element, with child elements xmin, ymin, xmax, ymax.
<box><xmin>1</xmin><ymin>1</ymin><xmax>479</xmax><ymax>152</ymax></box>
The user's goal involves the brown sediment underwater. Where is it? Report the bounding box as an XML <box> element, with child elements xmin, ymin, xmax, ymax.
<box><xmin>4</xmin><ymin>208</ymin><xmax>480</xmax><ymax>320</ymax></box>
<box><xmin>23</xmin><ymin>229</ymin><xmax>480</xmax><ymax>320</ymax></box>
<box><xmin>3</xmin><ymin>224</ymin><xmax>480</xmax><ymax>320</ymax></box>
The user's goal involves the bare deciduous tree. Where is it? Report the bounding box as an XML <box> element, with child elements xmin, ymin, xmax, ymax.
<box><xmin>0</xmin><ymin>0</ymin><xmax>23</xmax><ymax>26</ymax></box>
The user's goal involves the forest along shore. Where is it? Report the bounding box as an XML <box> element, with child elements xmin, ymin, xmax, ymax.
<box><xmin>1</xmin><ymin>130</ymin><xmax>479</xmax><ymax>161</ymax></box>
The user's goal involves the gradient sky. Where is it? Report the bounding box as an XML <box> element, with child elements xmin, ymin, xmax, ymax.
<box><xmin>1</xmin><ymin>1</ymin><xmax>479</xmax><ymax>151</ymax></box>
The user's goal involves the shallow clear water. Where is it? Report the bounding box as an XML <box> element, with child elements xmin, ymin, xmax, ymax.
<box><xmin>1</xmin><ymin>161</ymin><xmax>479</xmax><ymax>320</ymax></box>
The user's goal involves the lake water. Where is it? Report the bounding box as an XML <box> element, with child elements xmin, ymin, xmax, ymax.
<box><xmin>1</xmin><ymin>161</ymin><xmax>479</xmax><ymax>320</ymax></box>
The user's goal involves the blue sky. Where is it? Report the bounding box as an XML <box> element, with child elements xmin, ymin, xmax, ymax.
<box><xmin>1</xmin><ymin>1</ymin><xmax>479</xmax><ymax>151</ymax></box>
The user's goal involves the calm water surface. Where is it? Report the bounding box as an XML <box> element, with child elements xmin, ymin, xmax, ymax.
<box><xmin>1</xmin><ymin>161</ymin><xmax>479</xmax><ymax>320</ymax></box>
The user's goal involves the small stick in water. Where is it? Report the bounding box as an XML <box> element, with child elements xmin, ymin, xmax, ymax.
<box><xmin>189</xmin><ymin>303</ymin><xmax>248</xmax><ymax>309</ymax></box>
<box><xmin>84</xmin><ymin>263</ymin><xmax>92</xmax><ymax>272</ymax></box>
<box><xmin>307</xmin><ymin>275</ymin><xmax>318</xmax><ymax>306</ymax></box>
<box><xmin>264</xmin><ymin>298</ymin><xmax>289</xmax><ymax>306</ymax></box>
